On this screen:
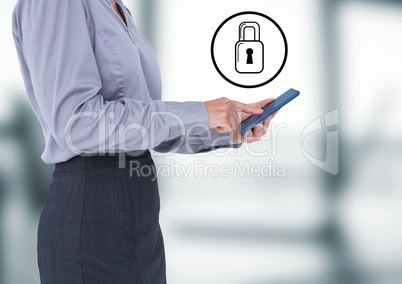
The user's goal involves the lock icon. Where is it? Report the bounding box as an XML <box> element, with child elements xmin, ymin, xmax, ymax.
<box><xmin>235</xmin><ymin>22</ymin><xmax>264</xmax><ymax>74</ymax></box>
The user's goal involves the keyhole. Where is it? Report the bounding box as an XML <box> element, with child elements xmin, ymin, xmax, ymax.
<box><xmin>246</xmin><ymin>48</ymin><xmax>254</xmax><ymax>64</ymax></box>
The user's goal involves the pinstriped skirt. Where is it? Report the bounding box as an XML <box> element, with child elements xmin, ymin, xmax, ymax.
<box><xmin>37</xmin><ymin>150</ymin><xmax>166</xmax><ymax>284</ymax></box>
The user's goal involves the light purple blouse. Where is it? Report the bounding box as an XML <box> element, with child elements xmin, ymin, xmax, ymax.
<box><xmin>12</xmin><ymin>0</ymin><xmax>237</xmax><ymax>164</ymax></box>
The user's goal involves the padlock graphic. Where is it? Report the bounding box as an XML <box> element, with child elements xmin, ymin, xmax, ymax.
<box><xmin>235</xmin><ymin>22</ymin><xmax>264</xmax><ymax>74</ymax></box>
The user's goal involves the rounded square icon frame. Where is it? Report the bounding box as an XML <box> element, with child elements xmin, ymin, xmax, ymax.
<box><xmin>211</xmin><ymin>11</ymin><xmax>288</xmax><ymax>89</ymax></box>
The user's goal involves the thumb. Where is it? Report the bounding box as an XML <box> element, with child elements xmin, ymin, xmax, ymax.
<box><xmin>251</xmin><ymin>98</ymin><xmax>274</xmax><ymax>109</ymax></box>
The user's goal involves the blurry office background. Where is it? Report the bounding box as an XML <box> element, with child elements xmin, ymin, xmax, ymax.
<box><xmin>1</xmin><ymin>0</ymin><xmax>402</xmax><ymax>283</ymax></box>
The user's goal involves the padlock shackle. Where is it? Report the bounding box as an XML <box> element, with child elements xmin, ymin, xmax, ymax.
<box><xmin>239</xmin><ymin>22</ymin><xmax>260</xmax><ymax>41</ymax></box>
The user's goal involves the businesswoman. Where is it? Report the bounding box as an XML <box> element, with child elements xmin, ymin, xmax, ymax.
<box><xmin>12</xmin><ymin>0</ymin><xmax>274</xmax><ymax>283</ymax></box>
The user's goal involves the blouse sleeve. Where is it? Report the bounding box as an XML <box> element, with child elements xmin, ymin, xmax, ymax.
<box><xmin>12</xmin><ymin>0</ymin><xmax>210</xmax><ymax>155</ymax></box>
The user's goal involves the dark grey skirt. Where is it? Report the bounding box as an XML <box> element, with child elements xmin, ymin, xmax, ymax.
<box><xmin>37</xmin><ymin>150</ymin><xmax>166</xmax><ymax>284</ymax></box>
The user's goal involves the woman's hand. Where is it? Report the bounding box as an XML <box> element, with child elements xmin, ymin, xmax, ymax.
<box><xmin>204</xmin><ymin>97</ymin><xmax>263</xmax><ymax>133</ymax></box>
<box><xmin>231</xmin><ymin>99</ymin><xmax>278</xmax><ymax>144</ymax></box>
